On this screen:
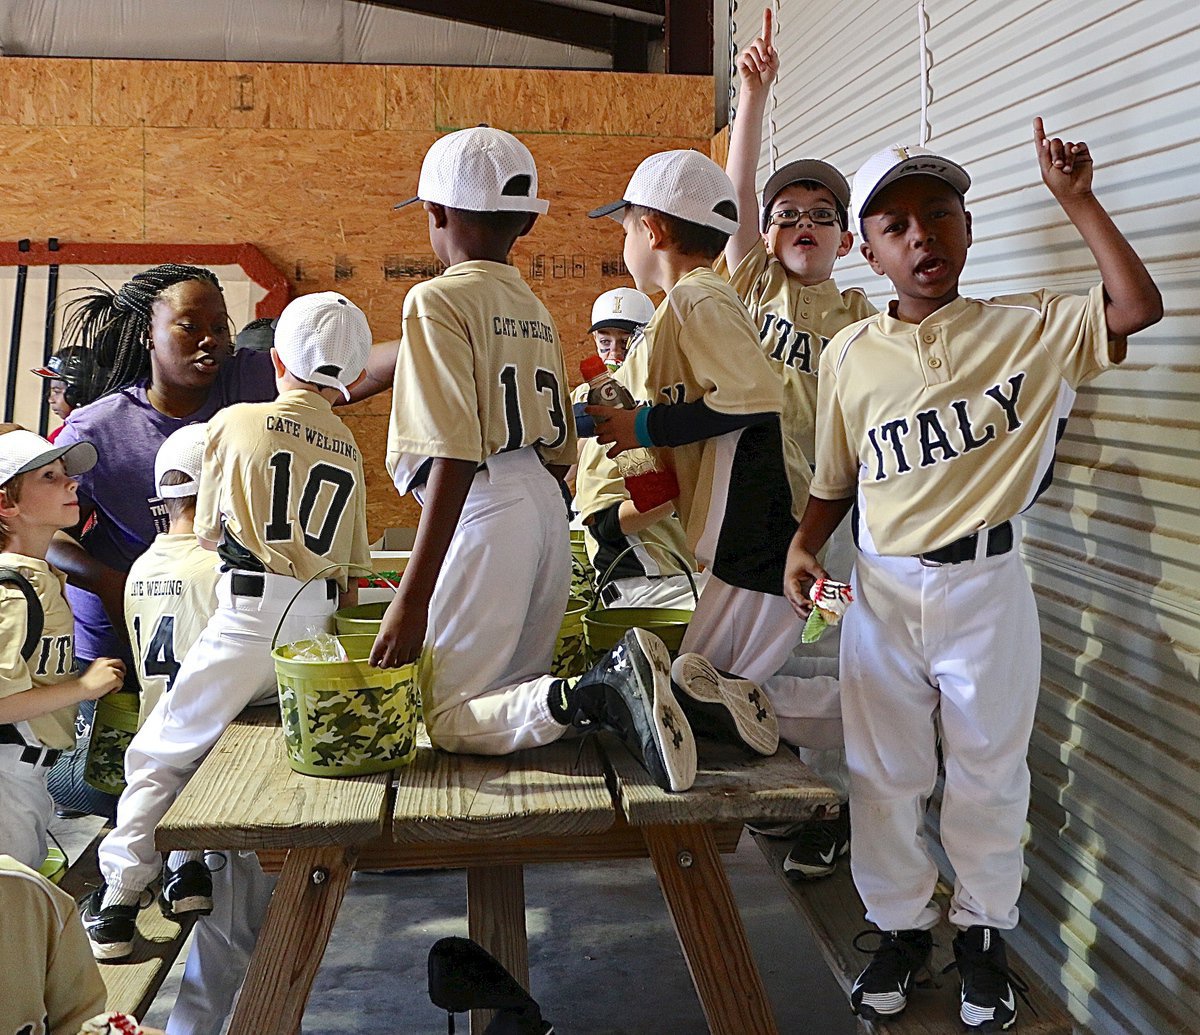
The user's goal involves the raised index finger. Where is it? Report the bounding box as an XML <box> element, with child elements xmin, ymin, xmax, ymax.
<box><xmin>1033</xmin><ymin>116</ymin><xmax>1047</xmax><ymax>146</ymax></box>
<box><xmin>762</xmin><ymin>5</ymin><xmax>774</xmax><ymax>45</ymax></box>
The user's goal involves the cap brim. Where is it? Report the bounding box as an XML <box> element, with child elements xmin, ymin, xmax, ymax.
<box><xmin>587</xmin><ymin>199</ymin><xmax>628</xmax><ymax>222</ymax></box>
<box><xmin>588</xmin><ymin>318</ymin><xmax>641</xmax><ymax>334</ymax></box>
<box><xmin>29</xmin><ymin>368</ymin><xmax>59</xmax><ymax>379</ymax></box>
<box><xmin>14</xmin><ymin>440</ymin><xmax>97</xmax><ymax>478</ymax></box>
<box><xmin>762</xmin><ymin>159</ymin><xmax>851</xmax><ymax>213</ymax></box>
<box><xmin>393</xmin><ymin>196</ymin><xmax>421</xmax><ymax>210</ymax></box>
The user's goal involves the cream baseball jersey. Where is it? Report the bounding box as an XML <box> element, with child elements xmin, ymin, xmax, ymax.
<box><xmin>386</xmin><ymin>260</ymin><xmax>576</xmax><ymax>493</ymax></box>
<box><xmin>718</xmin><ymin>238</ymin><xmax>876</xmax><ymax>465</ymax></box>
<box><xmin>616</xmin><ymin>268</ymin><xmax>796</xmax><ymax>594</ymax></box>
<box><xmin>0</xmin><ymin>554</ymin><xmax>77</xmax><ymax>750</ymax></box>
<box><xmin>124</xmin><ymin>534</ymin><xmax>220</xmax><ymax>724</ymax></box>
<box><xmin>812</xmin><ymin>285</ymin><xmax>1119</xmax><ymax>555</ymax></box>
<box><xmin>195</xmin><ymin>391</ymin><xmax>371</xmax><ymax>589</ymax></box>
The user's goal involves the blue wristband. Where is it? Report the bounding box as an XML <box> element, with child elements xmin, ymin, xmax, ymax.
<box><xmin>634</xmin><ymin>406</ymin><xmax>654</xmax><ymax>447</ymax></box>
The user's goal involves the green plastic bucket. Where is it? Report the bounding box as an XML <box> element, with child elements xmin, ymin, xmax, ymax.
<box><xmin>569</xmin><ymin>529</ymin><xmax>595</xmax><ymax>606</ymax></box>
<box><xmin>583</xmin><ymin>607</ymin><xmax>693</xmax><ymax>661</ymax></box>
<box><xmin>550</xmin><ymin>596</ymin><xmax>589</xmax><ymax>678</ymax></box>
<box><xmin>84</xmin><ymin>690</ymin><xmax>140</xmax><ymax>795</ymax></box>
<box><xmin>38</xmin><ymin>845</ymin><xmax>67</xmax><ymax>885</ymax></box>
<box><xmin>333</xmin><ymin>601</ymin><xmax>388</xmax><ymax>637</ymax></box>
<box><xmin>273</xmin><ymin>633</ymin><xmax>419</xmax><ymax>778</ymax></box>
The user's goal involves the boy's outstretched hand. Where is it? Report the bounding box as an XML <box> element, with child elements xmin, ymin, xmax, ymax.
<box><xmin>737</xmin><ymin>8</ymin><xmax>779</xmax><ymax>96</ymax></box>
<box><xmin>1034</xmin><ymin>116</ymin><xmax>1094</xmax><ymax>200</ymax></box>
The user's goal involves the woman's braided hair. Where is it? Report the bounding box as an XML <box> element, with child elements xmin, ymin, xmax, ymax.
<box><xmin>61</xmin><ymin>264</ymin><xmax>223</xmax><ymax>398</ymax></box>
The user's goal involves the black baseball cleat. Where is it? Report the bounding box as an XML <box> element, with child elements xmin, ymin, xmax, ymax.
<box><xmin>80</xmin><ymin>884</ymin><xmax>138</xmax><ymax>961</ymax></box>
<box><xmin>849</xmin><ymin>928</ymin><xmax>933</xmax><ymax>1020</ymax></box>
<box><xmin>158</xmin><ymin>858</ymin><xmax>214</xmax><ymax>920</ymax></box>
<box><xmin>782</xmin><ymin>803</ymin><xmax>850</xmax><ymax>879</ymax></box>
<box><xmin>428</xmin><ymin>936</ymin><xmax>553</xmax><ymax>1035</ymax></box>
<box><xmin>945</xmin><ymin>926</ymin><xmax>1030</xmax><ymax>1031</ymax></box>
<box><xmin>669</xmin><ymin>653</ymin><xmax>779</xmax><ymax>756</ymax></box>
<box><xmin>571</xmin><ymin>629</ymin><xmax>696</xmax><ymax>792</ymax></box>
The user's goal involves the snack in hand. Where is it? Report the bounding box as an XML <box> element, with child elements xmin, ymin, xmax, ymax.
<box><xmin>79</xmin><ymin>1014</ymin><xmax>145</xmax><ymax>1035</ymax></box>
<box><xmin>801</xmin><ymin>577</ymin><xmax>854</xmax><ymax>643</ymax></box>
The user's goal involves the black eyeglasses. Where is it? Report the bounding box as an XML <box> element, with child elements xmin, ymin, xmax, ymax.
<box><xmin>767</xmin><ymin>207</ymin><xmax>840</xmax><ymax>228</ymax></box>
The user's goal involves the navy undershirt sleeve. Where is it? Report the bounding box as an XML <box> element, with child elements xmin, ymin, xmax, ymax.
<box><xmin>644</xmin><ymin>399</ymin><xmax>774</xmax><ymax>447</ymax></box>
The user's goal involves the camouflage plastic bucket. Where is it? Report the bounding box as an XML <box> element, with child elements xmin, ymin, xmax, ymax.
<box><xmin>84</xmin><ymin>690</ymin><xmax>140</xmax><ymax>795</ymax></box>
<box><xmin>273</xmin><ymin>633</ymin><xmax>419</xmax><ymax>778</ymax></box>
<box><xmin>569</xmin><ymin>529</ymin><xmax>595</xmax><ymax>606</ymax></box>
<box><xmin>583</xmin><ymin>607</ymin><xmax>693</xmax><ymax>662</ymax></box>
<box><xmin>550</xmin><ymin>597</ymin><xmax>589</xmax><ymax>678</ymax></box>
<box><xmin>333</xmin><ymin>601</ymin><xmax>388</xmax><ymax>637</ymax></box>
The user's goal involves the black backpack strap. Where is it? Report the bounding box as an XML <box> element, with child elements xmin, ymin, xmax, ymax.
<box><xmin>0</xmin><ymin>566</ymin><xmax>45</xmax><ymax>662</ymax></box>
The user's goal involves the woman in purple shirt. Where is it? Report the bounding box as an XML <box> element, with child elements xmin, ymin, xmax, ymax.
<box><xmin>49</xmin><ymin>264</ymin><xmax>277</xmax><ymax>815</ymax></box>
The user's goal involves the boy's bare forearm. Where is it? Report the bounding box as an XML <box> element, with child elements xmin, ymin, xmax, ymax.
<box><xmin>725</xmin><ymin>87</ymin><xmax>769</xmax><ymax>267</ymax></box>
<box><xmin>339</xmin><ymin>339</ymin><xmax>399</xmax><ymax>405</ymax></box>
<box><xmin>0</xmin><ymin>679</ymin><xmax>94</xmax><ymax>724</ymax></box>
<box><xmin>795</xmin><ymin>494</ymin><xmax>855</xmax><ymax>556</ymax></box>
<box><xmin>1059</xmin><ymin>193</ymin><xmax>1162</xmax><ymax>341</ymax></box>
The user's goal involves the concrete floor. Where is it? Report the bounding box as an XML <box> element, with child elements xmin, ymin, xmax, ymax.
<box><xmin>53</xmin><ymin>814</ymin><xmax>856</xmax><ymax>1034</ymax></box>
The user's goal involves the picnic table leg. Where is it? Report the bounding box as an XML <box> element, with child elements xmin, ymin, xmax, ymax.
<box><xmin>467</xmin><ymin>864</ymin><xmax>529</xmax><ymax>1035</ymax></box>
<box><xmin>227</xmin><ymin>845</ymin><xmax>358</xmax><ymax>1035</ymax></box>
<box><xmin>643</xmin><ymin>823</ymin><xmax>779</xmax><ymax>1035</ymax></box>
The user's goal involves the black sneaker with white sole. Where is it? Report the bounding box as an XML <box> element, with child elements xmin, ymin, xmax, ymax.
<box><xmin>80</xmin><ymin>884</ymin><xmax>138</xmax><ymax>961</ymax></box>
<box><xmin>159</xmin><ymin>858</ymin><xmax>214</xmax><ymax>920</ymax></box>
<box><xmin>946</xmin><ymin>926</ymin><xmax>1029</xmax><ymax>1031</ymax></box>
<box><xmin>571</xmin><ymin>628</ymin><xmax>696</xmax><ymax>792</ymax></box>
<box><xmin>849</xmin><ymin>928</ymin><xmax>933</xmax><ymax>1020</ymax></box>
<box><xmin>668</xmin><ymin>653</ymin><xmax>779</xmax><ymax>756</ymax></box>
<box><xmin>782</xmin><ymin>803</ymin><xmax>850</xmax><ymax>880</ymax></box>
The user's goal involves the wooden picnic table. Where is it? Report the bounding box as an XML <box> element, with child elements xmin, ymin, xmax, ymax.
<box><xmin>157</xmin><ymin>707</ymin><xmax>838</xmax><ymax>1035</ymax></box>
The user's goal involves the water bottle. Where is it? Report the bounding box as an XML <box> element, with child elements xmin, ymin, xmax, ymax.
<box><xmin>580</xmin><ymin>356</ymin><xmax>679</xmax><ymax>512</ymax></box>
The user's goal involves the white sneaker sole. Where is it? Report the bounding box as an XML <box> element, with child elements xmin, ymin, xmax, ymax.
<box><xmin>88</xmin><ymin>936</ymin><xmax>134</xmax><ymax>961</ymax></box>
<box><xmin>162</xmin><ymin>894</ymin><xmax>213</xmax><ymax>918</ymax></box>
<box><xmin>670</xmin><ymin>653</ymin><xmax>779</xmax><ymax>756</ymax></box>
<box><xmin>632</xmin><ymin>629</ymin><xmax>697</xmax><ymax>792</ymax></box>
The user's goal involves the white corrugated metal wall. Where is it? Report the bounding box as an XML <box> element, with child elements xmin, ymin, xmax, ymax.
<box><xmin>727</xmin><ymin>1</ymin><xmax>1200</xmax><ymax>1032</ymax></box>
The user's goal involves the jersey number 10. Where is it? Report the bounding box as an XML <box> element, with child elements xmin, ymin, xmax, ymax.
<box><xmin>264</xmin><ymin>452</ymin><xmax>355</xmax><ymax>555</ymax></box>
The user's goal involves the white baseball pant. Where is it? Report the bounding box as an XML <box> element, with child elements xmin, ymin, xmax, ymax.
<box><xmin>842</xmin><ymin>540</ymin><xmax>1040</xmax><ymax>932</ymax></box>
<box><xmin>165</xmin><ymin>851</ymin><xmax>276</xmax><ymax>1035</ymax></box>
<box><xmin>0</xmin><ymin>745</ymin><xmax>54</xmax><ymax>869</ymax></box>
<box><xmin>99</xmin><ymin>570</ymin><xmax>337</xmax><ymax>896</ymax></box>
<box><xmin>416</xmin><ymin>447</ymin><xmax>572</xmax><ymax>754</ymax></box>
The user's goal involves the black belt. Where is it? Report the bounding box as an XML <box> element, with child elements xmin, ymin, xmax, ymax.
<box><xmin>918</xmin><ymin>521</ymin><xmax>1013</xmax><ymax>565</ymax></box>
<box><xmin>230</xmin><ymin>573</ymin><xmax>338</xmax><ymax>600</ymax></box>
<box><xmin>0</xmin><ymin>726</ymin><xmax>61</xmax><ymax>767</ymax></box>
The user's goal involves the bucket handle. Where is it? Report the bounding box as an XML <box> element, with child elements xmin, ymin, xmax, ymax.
<box><xmin>590</xmin><ymin>544</ymin><xmax>699</xmax><ymax>613</ymax></box>
<box><xmin>269</xmin><ymin>563</ymin><xmax>397</xmax><ymax>651</ymax></box>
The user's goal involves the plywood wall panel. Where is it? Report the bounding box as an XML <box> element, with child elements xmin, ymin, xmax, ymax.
<box><xmin>436</xmin><ymin>68</ymin><xmax>712</xmax><ymax>138</ymax></box>
<box><xmin>93</xmin><ymin>60</ymin><xmax>388</xmax><ymax>130</ymax></box>
<box><xmin>0</xmin><ymin>127</ymin><xmax>144</xmax><ymax>238</ymax></box>
<box><xmin>384</xmin><ymin>66</ymin><xmax>437</xmax><ymax>130</ymax></box>
<box><xmin>0</xmin><ymin>58</ymin><xmax>92</xmax><ymax>126</ymax></box>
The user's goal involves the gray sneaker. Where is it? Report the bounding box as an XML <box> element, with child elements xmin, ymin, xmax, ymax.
<box><xmin>669</xmin><ymin>653</ymin><xmax>779</xmax><ymax>756</ymax></box>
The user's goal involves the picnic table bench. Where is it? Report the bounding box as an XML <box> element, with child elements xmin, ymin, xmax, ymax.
<box><xmin>156</xmin><ymin>707</ymin><xmax>838</xmax><ymax>1034</ymax></box>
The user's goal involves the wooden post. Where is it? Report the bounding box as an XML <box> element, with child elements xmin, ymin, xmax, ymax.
<box><xmin>643</xmin><ymin>823</ymin><xmax>779</xmax><ymax>1035</ymax></box>
<box><xmin>227</xmin><ymin>846</ymin><xmax>358</xmax><ymax>1035</ymax></box>
<box><xmin>466</xmin><ymin>864</ymin><xmax>529</xmax><ymax>1035</ymax></box>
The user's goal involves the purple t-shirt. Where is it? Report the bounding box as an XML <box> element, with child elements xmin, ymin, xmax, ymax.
<box><xmin>55</xmin><ymin>350</ymin><xmax>276</xmax><ymax>661</ymax></box>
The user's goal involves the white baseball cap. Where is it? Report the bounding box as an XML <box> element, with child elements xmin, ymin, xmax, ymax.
<box><xmin>394</xmin><ymin>126</ymin><xmax>549</xmax><ymax>215</ymax></box>
<box><xmin>851</xmin><ymin>144</ymin><xmax>971</xmax><ymax>233</ymax></box>
<box><xmin>0</xmin><ymin>429</ymin><xmax>96</xmax><ymax>487</ymax></box>
<box><xmin>588</xmin><ymin>287</ymin><xmax>656</xmax><ymax>333</ymax></box>
<box><xmin>589</xmin><ymin>150</ymin><xmax>740</xmax><ymax>236</ymax></box>
<box><xmin>273</xmin><ymin>292</ymin><xmax>372</xmax><ymax>401</ymax></box>
<box><xmin>155</xmin><ymin>423</ymin><xmax>207</xmax><ymax>499</ymax></box>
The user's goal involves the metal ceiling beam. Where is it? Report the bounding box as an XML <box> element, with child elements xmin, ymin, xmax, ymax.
<box><xmin>361</xmin><ymin>0</ymin><xmax>660</xmax><ymax>55</ymax></box>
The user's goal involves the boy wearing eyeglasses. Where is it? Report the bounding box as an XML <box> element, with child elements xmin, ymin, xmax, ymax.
<box><xmin>719</xmin><ymin>7</ymin><xmax>875</xmax><ymax>880</ymax></box>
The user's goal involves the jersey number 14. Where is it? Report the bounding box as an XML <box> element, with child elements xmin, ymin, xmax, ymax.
<box><xmin>132</xmin><ymin>613</ymin><xmax>180</xmax><ymax>692</ymax></box>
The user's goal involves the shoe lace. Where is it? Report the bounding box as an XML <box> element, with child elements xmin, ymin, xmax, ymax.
<box><xmin>852</xmin><ymin>929</ymin><xmax>932</xmax><ymax>977</ymax></box>
<box><xmin>942</xmin><ymin>945</ymin><xmax>1037</xmax><ymax>1017</ymax></box>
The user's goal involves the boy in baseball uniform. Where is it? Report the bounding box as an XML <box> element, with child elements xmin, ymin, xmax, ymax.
<box><xmin>720</xmin><ymin>7</ymin><xmax>877</xmax><ymax>878</ymax></box>
<box><xmin>373</xmin><ymin>127</ymin><xmax>699</xmax><ymax>794</ymax></box>
<box><xmin>586</xmin><ymin>148</ymin><xmax>798</xmax><ymax>760</ymax></box>
<box><xmin>573</xmin><ymin>292</ymin><xmax>700</xmax><ymax>611</ymax></box>
<box><xmin>785</xmin><ymin>126</ymin><xmax>1162</xmax><ymax>1028</ymax></box>
<box><xmin>0</xmin><ymin>429</ymin><xmax>125</xmax><ymax>870</ymax></box>
<box><xmin>85</xmin><ymin>292</ymin><xmax>372</xmax><ymax>1034</ymax></box>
